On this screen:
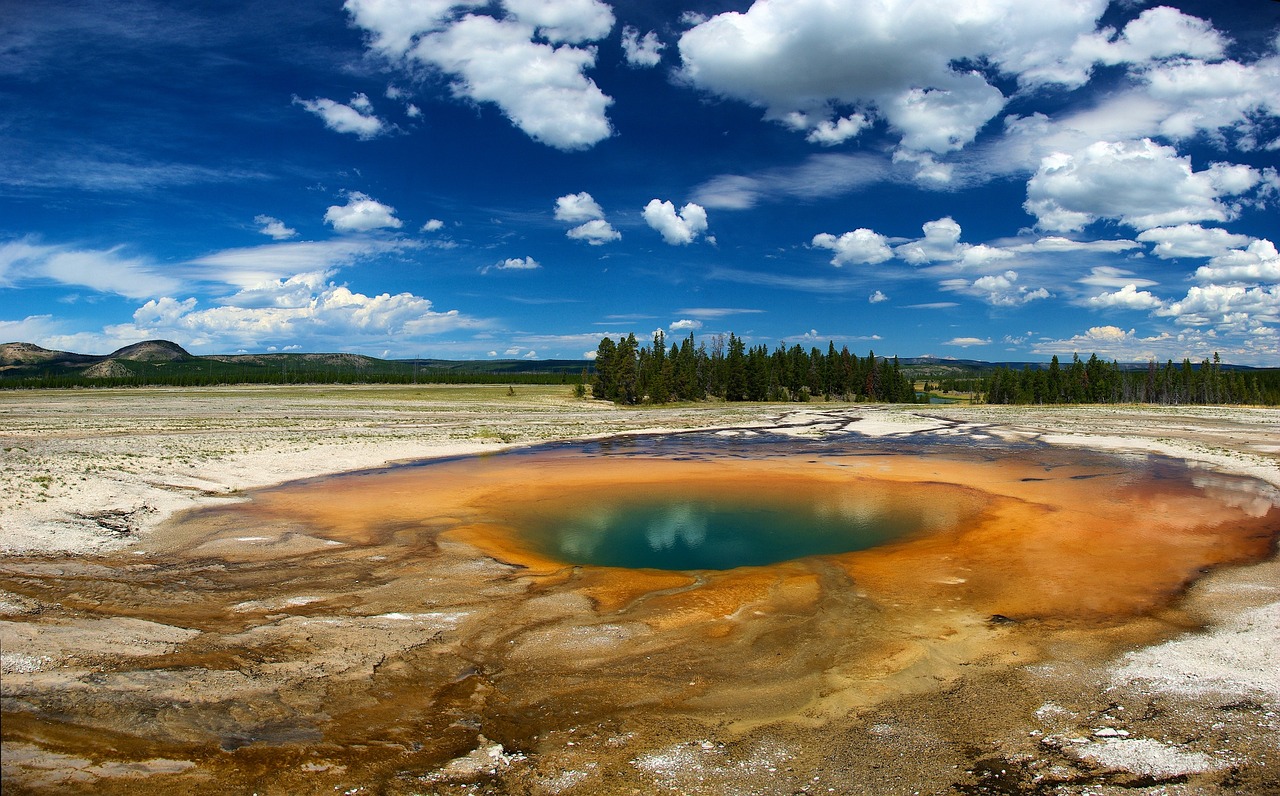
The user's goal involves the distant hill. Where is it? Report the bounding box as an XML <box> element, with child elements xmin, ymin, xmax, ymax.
<box><xmin>0</xmin><ymin>342</ymin><xmax>98</xmax><ymax>367</ymax></box>
<box><xmin>0</xmin><ymin>340</ymin><xmax>590</xmax><ymax>388</ymax></box>
<box><xmin>111</xmin><ymin>340</ymin><xmax>192</xmax><ymax>361</ymax></box>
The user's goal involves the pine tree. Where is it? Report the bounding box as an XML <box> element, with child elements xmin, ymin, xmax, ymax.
<box><xmin>592</xmin><ymin>337</ymin><xmax>617</xmax><ymax>400</ymax></box>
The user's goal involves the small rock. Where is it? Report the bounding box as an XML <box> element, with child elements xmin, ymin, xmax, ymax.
<box><xmin>436</xmin><ymin>736</ymin><xmax>522</xmax><ymax>780</ymax></box>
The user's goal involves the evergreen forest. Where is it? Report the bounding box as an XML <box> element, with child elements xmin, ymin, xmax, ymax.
<box><xmin>591</xmin><ymin>332</ymin><xmax>917</xmax><ymax>404</ymax></box>
<box><xmin>590</xmin><ymin>333</ymin><xmax>1280</xmax><ymax>407</ymax></box>
<box><xmin>981</xmin><ymin>353</ymin><xmax>1280</xmax><ymax>405</ymax></box>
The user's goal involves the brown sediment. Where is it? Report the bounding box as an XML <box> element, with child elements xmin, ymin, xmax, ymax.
<box><xmin>2</xmin><ymin>443</ymin><xmax>1277</xmax><ymax>794</ymax></box>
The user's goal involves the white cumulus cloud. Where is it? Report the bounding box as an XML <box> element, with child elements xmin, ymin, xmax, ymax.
<box><xmin>567</xmin><ymin>219</ymin><xmax>621</xmax><ymax>245</ymax></box>
<box><xmin>643</xmin><ymin>199</ymin><xmax>708</xmax><ymax>245</ymax></box>
<box><xmin>344</xmin><ymin>0</ymin><xmax>486</xmax><ymax>57</ymax></box>
<box><xmin>418</xmin><ymin>15</ymin><xmax>613</xmax><ymax>150</ymax></box>
<box><xmin>669</xmin><ymin>319</ymin><xmax>702</xmax><ymax>332</ymax></box>
<box><xmin>885</xmin><ymin>75</ymin><xmax>1006</xmax><ymax>154</ymax></box>
<box><xmin>504</xmin><ymin>0</ymin><xmax>614</xmax><ymax>43</ymax></box>
<box><xmin>1137</xmin><ymin>224</ymin><xmax>1254</xmax><ymax>259</ymax></box>
<box><xmin>621</xmin><ymin>25</ymin><xmax>664</xmax><ymax>67</ymax></box>
<box><xmin>1087</xmin><ymin>284</ymin><xmax>1164</xmax><ymax>311</ymax></box>
<box><xmin>895</xmin><ymin>217</ymin><xmax>964</xmax><ymax>264</ymax></box>
<box><xmin>126</xmin><ymin>281</ymin><xmax>479</xmax><ymax>351</ymax></box>
<box><xmin>1143</xmin><ymin>54</ymin><xmax>1280</xmax><ymax>145</ymax></box>
<box><xmin>1072</xmin><ymin>6</ymin><xmax>1226</xmax><ymax>69</ymax></box>
<box><xmin>891</xmin><ymin>216</ymin><xmax>1012</xmax><ymax>269</ymax></box>
<box><xmin>294</xmin><ymin>94</ymin><xmax>387</xmax><ymax>139</ymax></box>
<box><xmin>324</xmin><ymin>192</ymin><xmax>403</xmax><ymax>233</ymax></box>
<box><xmin>785</xmin><ymin>112</ymin><xmax>872</xmax><ymax>147</ymax></box>
<box><xmin>345</xmin><ymin>1</ymin><xmax>615</xmax><ymax>151</ymax></box>
<box><xmin>483</xmin><ymin>256</ymin><xmax>541</xmax><ymax>274</ymax></box>
<box><xmin>677</xmin><ymin>0</ymin><xmax>1107</xmax><ymax>153</ymax></box>
<box><xmin>556</xmin><ymin>191</ymin><xmax>619</xmax><ymax>244</ymax></box>
<box><xmin>554</xmin><ymin>191</ymin><xmax>605</xmax><ymax>222</ymax></box>
<box><xmin>943</xmin><ymin>270</ymin><xmax>1051</xmax><ymax>306</ymax></box>
<box><xmin>811</xmin><ymin>229</ymin><xmax>891</xmax><ymax>266</ymax></box>
<box><xmin>1158</xmin><ymin>284</ymin><xmax>1280</xmax><ymax>329</ymax></box>
<box><xmin>218</xmin><ymin>271</ymin><xmax>336</xmax><ymax>309</ymax></box>
<box><xmin>1025</xmin><ymin>139</ymin><xmax>1259</xmax><ymax>232</ymax></box>
<box><xmin>1016</xmin><ymin>42</ymin><xmax>1280</xmax><ymax>156</ymax></box>
<box><xmin>1194</xmin><ymin>240</ymin><xmax>1280</xmax><ymax>284</ymax></box>
<box><xmin>254</xmin><ymin>215</ymin><xmax>297</xmax><ymax>240</ymax></box>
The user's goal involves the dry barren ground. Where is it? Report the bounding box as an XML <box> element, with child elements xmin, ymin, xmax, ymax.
<box><xmin>1</xmin><ymin>386</ymin><xmax>1278</xmax><ymax>795</ymax></box>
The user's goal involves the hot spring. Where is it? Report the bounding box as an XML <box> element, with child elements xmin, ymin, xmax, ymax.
<box><xmin>6</xmin><ymin>418</ymin><xmax>1278</xmax><ymax>794</ymax></box>
<box><xmin>521</xmin><ymin>494</ymin><xmax>923</xmax><ymax>570</ymax></box>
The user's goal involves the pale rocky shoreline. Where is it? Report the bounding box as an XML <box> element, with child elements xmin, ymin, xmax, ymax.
<box><xmin>2</xmin><ymin>386</ymin><xmax>1278</xmax><ymax>794</ymax></box>
<box><xmin>0</xmin><ymin>385</ymin><xmax>778</xmax><ymax>557</ymax></box>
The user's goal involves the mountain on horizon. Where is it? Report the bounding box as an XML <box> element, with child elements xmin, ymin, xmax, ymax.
<box><xmin>0</xmin><ymin>339</ymin><xmax>590</xmax><ymax>385</ymax></box>
<box><xmin>0</xmin><ymin>339</ymin><xmax>192</xmax><ymax>365</ymax></box>
<box><xmin>110</xmin><ymin>340</ymin><xmax>192</xmax><ymax>361</ymax></box>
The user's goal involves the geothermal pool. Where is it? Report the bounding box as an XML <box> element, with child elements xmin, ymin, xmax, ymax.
<box><xmin>3</xmin><ymin>420</ymin><xmax>1278</xmax><ymax>793</ymax></box>
<box><xmin>519</xmin><ymin>492</ymin><xmax>930</xmax><ymax>570</ymax></box>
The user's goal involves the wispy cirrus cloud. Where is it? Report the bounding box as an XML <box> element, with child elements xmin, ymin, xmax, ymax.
<box><xmin>674</xmin><ymin>307</ymin><xmax>765</xmax><ymax>319</ymax></box>
<box><xmin>692</xmin><ymin>153</ymin><xmax>893</xmax><ymax>210</ymax></box>
<box><xmin>0</xmin><ymin>146</ymin><xmax>270</xmax><ymax>193</ymax></box>
<box><xmin>0</xmin><ymin>237</ymin><xmax>181</xmax><ymax>299</ymax></box>
<box><xmin>183</xmin><ymin>238</ymin><xmax>417</xmax><ymax>289</ymax></box>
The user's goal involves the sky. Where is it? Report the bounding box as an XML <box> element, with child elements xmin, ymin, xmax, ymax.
<box><xmin>2</xmin><ymin>0</ymin><xmax>1279</xmax><ymax>364</ymax></box>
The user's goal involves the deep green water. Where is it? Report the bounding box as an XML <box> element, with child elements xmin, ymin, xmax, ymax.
<box><xmin>523</xmin><ymin>494</ymin><xmax>926</xmax><ymax>570</ymax></box>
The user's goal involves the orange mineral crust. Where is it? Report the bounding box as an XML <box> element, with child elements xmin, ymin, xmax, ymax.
<box><xmin>200</xmin><ymin>451</ymin><xmax>1274</xmax><ymax>624</ymax></box>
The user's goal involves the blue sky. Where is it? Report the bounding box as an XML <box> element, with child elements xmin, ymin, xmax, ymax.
<box><xmin>2</xmin><ymin>0</ymin><xmax>1278</xmax><ymax>364</ymax></box>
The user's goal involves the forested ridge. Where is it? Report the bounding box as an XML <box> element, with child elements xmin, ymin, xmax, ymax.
<box><xmin>591</xmin><ymin>332</ymin><xmax>917</xmax><ymax>404</ymax></box>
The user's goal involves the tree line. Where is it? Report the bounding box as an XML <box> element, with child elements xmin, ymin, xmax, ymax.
<box><xmin>591</xmin><ymin>332</ymin><xmax>918</xmax><ymax>404</ymax></box>
<box><xmin>982</xmin><ymin>353</ymin><xmax>1280</xmax><ymax>406</ymax></box>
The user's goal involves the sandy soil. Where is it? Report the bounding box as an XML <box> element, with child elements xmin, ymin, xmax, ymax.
<box><xmin>1</xmin><ymin>387</ymin><xmax>1277</xmax><ymax>794</ymax></box>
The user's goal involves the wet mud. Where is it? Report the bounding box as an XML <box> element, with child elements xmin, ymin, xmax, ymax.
<box><xmin>3</xmin><ymin>420</ymin><xmax>1278</xmax><ymax>794</ymax></box>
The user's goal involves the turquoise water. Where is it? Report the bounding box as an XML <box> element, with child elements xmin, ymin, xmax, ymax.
<box><xmin>523</xmin><ymin>494</ymin><xmax>926</xmax><ymax>570</ymax></box>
